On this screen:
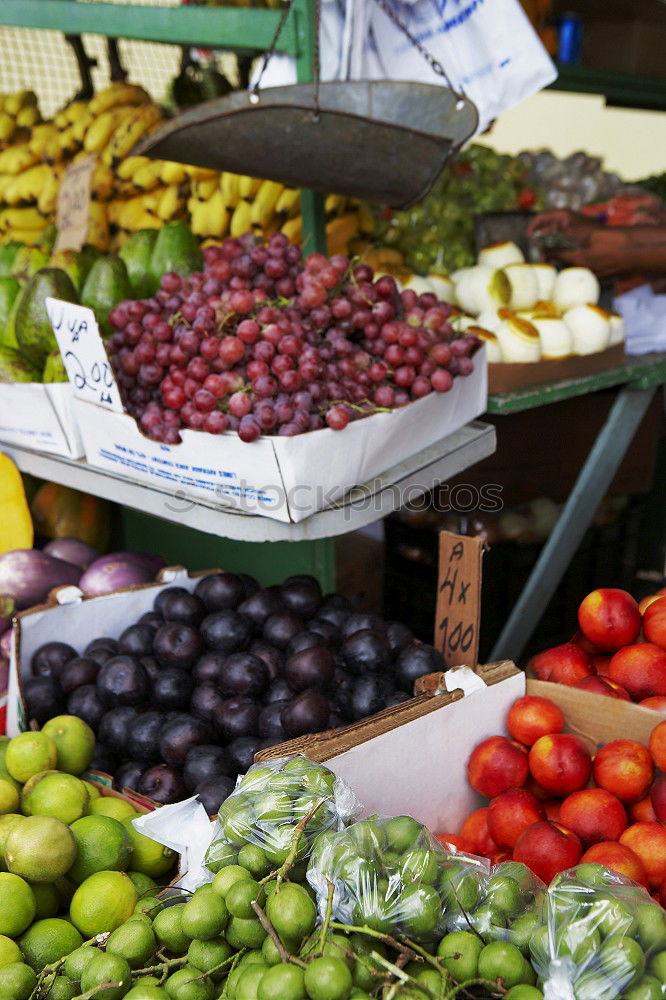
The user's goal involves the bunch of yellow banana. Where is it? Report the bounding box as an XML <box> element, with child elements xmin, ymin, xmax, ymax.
<box><xmin>0</xmin><ymin>91</ymin><xmax>41</xmax><ymax>149</ymax></box>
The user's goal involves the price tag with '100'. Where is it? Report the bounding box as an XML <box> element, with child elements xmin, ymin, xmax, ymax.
<box><xmin>46</xmin><ymin>297</ymin><xmax>124</xmax><ymax>413</ymax></box>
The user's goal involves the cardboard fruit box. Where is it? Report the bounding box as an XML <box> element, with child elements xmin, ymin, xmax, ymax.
<box><xmin>488</xmin><ymin>344</ymin><xmax>625</xmax><ymax>395</ymax></box>
<box><xmin>0</xmin><ymin>383</ymin><xmax>83</xmax><ymax>458</ymax></box>
<box><xmin>257</xmin><ymin>663</ymin><xmax>660</xmax><ymax>835</ymax></box>
<box><xmin>5</xmin><ymin>565</ymin><xmax>213</xmax><ymax>737</ymax></box>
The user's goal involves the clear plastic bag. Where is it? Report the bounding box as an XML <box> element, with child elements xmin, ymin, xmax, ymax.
<box><xmin>203</xmin><ymin>755</ymin><xmax>359</xmax><ymax>877</ymax></box>
<box><xmin>307</xmin><ymin>814</ymin><xmax>545</xmax><ymax>947</ymax></box>
<box><xmin>531</xmin><ymin>863</ymin><xmax>666</xmax><ymax>1000</ymax></box>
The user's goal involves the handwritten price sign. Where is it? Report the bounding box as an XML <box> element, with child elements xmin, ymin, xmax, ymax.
<box><xmin>55</xmin><ymin>156</ymin><xmax>95</xmax><ymax>252</ymax></box>
<box><xmin>434</xmin><ymin>530</ymin><xmax>484</xmax><ymax>669</ymax></box>
<box><xmin>46</xmin><ymin>297</ymin><xmax>123</xmax><ymax>412</ymax></box>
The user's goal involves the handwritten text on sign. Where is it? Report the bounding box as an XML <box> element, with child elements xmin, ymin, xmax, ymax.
<box><xmin>55</xmin><ymin>156</ymin><xmax>95</xmax><ymax>252</ymax></box>
<box><xmin>434</xmin><ymin>530</ymin><xmax>483</xmax><ymax>669</ymax></box>
<box><xmin>46</xmin><ymin>297</ymin><xmax>123</xmax><ymax>413</ymax></box>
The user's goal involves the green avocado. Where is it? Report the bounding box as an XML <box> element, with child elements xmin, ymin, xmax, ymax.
<box><xmin>10</xmin><ymin>245</ymin><xmax>49</xmax><ymax>283</ymax></box>
<box><xmin>0</xmin><ymin>344</ymin><xmax>39</xmax><ymax>383</ymax></box>
<box><xmin>38</xmin><ymin>223</ymin><xmax>58</xmax><ymax>253</ymax></box>
<box><xmin>0</xmin><ymin>242</ymin><xmax>21</xmax><ymax>277</ymax></box>
<box><xmin>15</xmin><ymin>267</ymin><xmax>78</xmax><ymax>370</ymax></box>
<box><xmin>80</xmin><ymin>256</ymin><xmax>131</xmax><ymax>337</ymax></box>
<box><xmin>48</xmin><ymin>249</ymin><xmax>93</xmax><ymax>295</ymax></box>
<box><xmin>119</xmin><ymin>229</ymin><xmax>158</xmax><ymax>298</ymax></box>
<box><xmin>0</xmin><ymin>277</ymin><xmax>20</xmax><ymax>345</ymax></box>
<box><xmin>149</xmin><ymin>220</ymin><xmax>202</xmax><ymax>294</ymax></box>
<box><xmin>42</xmin><ymin>348</ymin><xmax>68</xmax><ymax>383</ymax></box>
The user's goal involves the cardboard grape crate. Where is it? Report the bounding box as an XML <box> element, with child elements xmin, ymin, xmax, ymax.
<box><xmin>0</xmin><ymin>383</ymin><xmax>83</xmax><ymax>458</ymax></box>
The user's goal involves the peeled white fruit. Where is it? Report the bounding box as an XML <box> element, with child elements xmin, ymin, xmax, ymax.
<box><xmin>455</xmin><ymin>265</ymin><xmax>511</xmax><ymax>316</ymax></box>
<box><xmin>426</xmin><ymin>274</ymin><xmax>455</xmax><ymax>304</ymax></box>
<box><xmin>468</xmin><ymin>326</ymin><xmax>502</xmax><ymax>363</ymax></box>
<box><xmin>531</xmin><ymin>264</ymin><xmax>557</xmax><ymax>301</ymax></box>
<box><xmin>495</xmin><ymin>315</ymin><xmax>542</xmax><ymax>362</ymax></box>
<box><xmin>402</xmin><ymin>274</ymin><xmax>435</xmax><ymax>296</ymax></box>
<box><xmin>531</xmin><ymin>317</ymin><xmax>573</xmax><ymax>359</ymax></box>
<box><xmin>608</xmin><ymin>312</ymin><xmax>625</xmax><ymax>346</ymax></box>
<box><xmin>503</xmin><ymin>264</ymin><xmax>539</xmax><ymax>311</ymax></box>
<box><xmin>478</xmin><ymin>241</ymin><xmax>524</xmax><ymax>269</ymax></box>
<box><xmin>564</xmin><ymin>305</ymin><xmax>611</xmax><ymax>355</ymax></box>
<box><xmin>451</xmin><ymin>267</ymin><xmax>472</xmax><ymax>284</ymax></box>
<box><xmin>450</xmin><ymin>313</ymin><xmax>477</xmax><ymax>333</ymax></box>
<box><xmin>476</xmin><ymin>307</ymin><xmax>509</xmax><ymax>334</ymax></box>
<box><xmin>553</xmin><ymin>267</ymin><xmax>600</xmax><ymax>312</ymax></box>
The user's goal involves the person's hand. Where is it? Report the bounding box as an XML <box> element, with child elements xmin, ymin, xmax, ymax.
<box><xmin>527</xmin><ymin>209</ymin><xmax>631</xmax><ymax>276</ymax></box>
<box><xmin>527</xmin><ymin>209</ymin><xmax>599</xmax><ymax>248</ymax></box>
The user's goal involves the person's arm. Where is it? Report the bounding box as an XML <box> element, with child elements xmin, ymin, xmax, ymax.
<box><xmin>527</xmin><ymin>209</ymin><xmax>666</xmax><ymax>277</ymax></box>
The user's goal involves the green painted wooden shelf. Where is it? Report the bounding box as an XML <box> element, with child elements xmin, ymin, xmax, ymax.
<box><xmin>549</xmin><ymin>64</ymin><xmax>666</xmax><ymax>112</ymax></box>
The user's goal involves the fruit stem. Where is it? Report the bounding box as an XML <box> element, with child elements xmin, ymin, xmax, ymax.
<box><xmin>329</xmin><ymin>922</ymin><xmax>420</xmax><ymax>962</ymax></box>
<box><xmin>251</xmin><ymin>898</ymin><xmax>307</xmax><ymax>969</ymax></box>
<box><xmin>260</xmin><ymin>796</ymin><xmax>325</xmax><ymax>888</ymax></box>
<box><xmin>29</xmin><ymin>934</ymin><xmax>108</xmax><ymax>1000</ymax></box>
<box><xmin>399</xmin><ymin>935</ymin><xmax>450</xmax><ymax>980</ymax></box>
<box><xmin>316</xmin><ymin>879</ymin><xmax>335</xmax><ymax>955</ymax></box>
<box><xmin>370</xmin><ymin>951</ymin><xmax>438</xmax><ymax>1000</ymax></box>
<box><xmin>443</xmin><ymin>977</ymin><xmax>508</xmax><ymax>999</ymax></box>
<box><xmin>219</xmin><ymin>950</ymin><xmax>245</xmax><ymax>998</ymax></box>
<box><xmin>133</xmin><ymin>955</ymin><xmax>188</xmax><ymax>977</ymax></box>
<box><xmin>188</xmin><ymin>949</ymin><xmax>245</xmax><ymax>983</ymax></box>
<box><xmin>72</xmin><ymin>981</ymin><xmax>121</xmax><ymax>999</ymax></box>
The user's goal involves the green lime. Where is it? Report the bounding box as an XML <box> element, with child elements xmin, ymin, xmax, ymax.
<box><xmin>508</xmin><ymin>912</ymin><xmax>540</xmax><ymax>956</ymax></box>
<box><xmin>153</xmin><ymin>904</ymin><xmax>192</xmax><ymax>954</ymax></box>
<box><xmin>5</xmin><ymin>815</ymin><xmax>77</xmax><ymax>883</ymax></box>
<box><xmin>238</xmin><ymin>844</ymin><xmax>270</xmax><ymax>878</ymax></box>
<box><xmin>165</xmin><ymin>965</ymin><xmax>214</xmax><ymax>999</ymax></box>
<box><xmin>81</xmin><ymin>950</ymin><xmax>132</xmax><ymax>1000</ymax></box>
<box><xmin>0</xmin><ymin>871</ymin><xmax>36</xmax><ymax>936</ymax></box>
<box><xmin>258</xmin><ymin>962</ymin><xmax>306</xmax><ymax>1000</ymax></box>
<box><xmin>226</xmin><ymin>878</ymin><xmax>260</xmax><ymax>919</ymax></box>
<box><xmin>0</xmin><ymin>779</ymin><xmax>19</xmax><ymax>816</ymax></box>
<box><xmin>302</xmin><ymin>934</ymin><xmax>352</xmax><ymax>967</ymax></box>
<box><xmin>400</xmin><ymin>848</ymin><xmax>439</xmax><ymax>885</ymax></box>
<box><xmin>0</xmin><ymin>961</ymin><xmax>37</xmax><ymax>1000</ymax></box>
<box><xmin>262</xmin><ymin>935</ymin><xmax>283</xmax><ymax>966</ymax></box>
<box><xmin>266</xmin><ymin>884</ymin><xmax>316</xmax><ymax>944</ymax></box>
<box><xmin>478</xmin><ymin>942</ymin><xmax>530</xmax><ymax>990</ymax></box>
<box><xmin>0</xmin><ymin>742</ymin><xmax>20</xmax><ymax>793</ymax></box>
<box><xmin>556</xmin><ymin>924</ymin><xmax>600</xmax><ymax>965</ymax></box>
<box><xmin>651</xmin><ymin>950</ymin><xmax>666</xmax><ymax>981</ymax></box>
<box><xmin>599</xmin><ymin>934</ymin><xmax>645</xmax><ymax>983</ymax></box>
<box><xmin>187</xmin><ymin>937</ymin><xmax>232</xmax><ymax>978</ymax></box>
<box><xmin>31</xmin><ymin>881</ymin><xmax>60</xmax><ymax>918</ymax></box>
<box><xmin>304</xmin><ymin>956</ymin><xmax>353</xmax><ymax>1000</ymax></box>
<box><xmin>107</xmin><ymin>918</ymin><xmax>157</xmax><ymax>968</ymax></box>
<box><xmin>55</xmin><ymin>877</ymin><xmax>76</xmax><ymax>907</ymax></box>
<box><xmin>123</xmin><ymin>817</ymin><xmax>176</xmax><ymax>879</ymax></box>
<box><xmin>64</xmin><ymin>944</ymin><xmax>99</xmax><ymax>980</ymax></box>
<box><xmin>135</xmin><ymin>894</ymin><xmax>163</xmax><ymax>918</ymax></box>
<box><xmin>0</xmin><ymin>814</ymin><xmax>23</xmax><ymax>870</ymax></box>
<box><xmin>437</xmin><ymin>931</ymin><xmax>483</xmax><ymax>983</ymax></box>
<box><xmin>0</xmin><ymin>936</ymin><xmax>21</xmax><ymax>970</ymax></box>
<box><xmin>226</xmin><ymin>916</ymin><xmax>267</xmax><ymax>950</ymax></box>
<box><xmin>69</xmin><ymin>871</ymin><xmax>138</xmax><ymax>936</ymax></box>
<box><xmin>128</xmin><ymin>871</ymin><xmax>157</xmax><ymax>895</ymax></box>
<box><xmin>412</xmin><ymin>967</ymin><xmax>446</xmax><ymax>998</ymax></box>
<box><xmin>181</xmin><ymin>885</ymin><xmax>229</xmax><ymax>940</ymax></box>
<box><xmin>505</xmin><ymin>988</ymin><xmax>543</xmax><ymax>1000</ymax></box>
<box><xmin>212</xmin><ymin>865</ymin><xmax>251</xmax><ymax>899</ymax></box>
<box><xmin>45</xmin><ymin>975</ymin><xmax>78</xmax><ymax>999</ymax></box>
<box><xmin>90</xmin><ymin>797</ymin><xmax>138</xmax><ymax>822</ymax></box>
<box><xmin>398</xmin><ymin>884</ymin><xmax>440</xmax><ymax>938</ymax></box>
<box><xmin>235</xmin><ymin>963</ymin><xmax>268</xmax><ymax>1000</ymax></box>
<box><xmin>42</xmin><ymin>716</ymin><xmax>95</xmax><ymax>775</ymax></box>
<box><xmin>623</xmin><ymin>977</ymin><xmax>663</xmax><ymax>1000</ymax></box>
<box><xmin>204</xmin><ymin>839</ymin><xmax>237</xmax><ymax>874</ymax></box>
<box><xmin>381</xmin><ymin>815</ymin><xmax>422</xmax><ymax>853</ymax></box>
<box><xmin>349</xmin><ymin>935</ymin><xmax>386</xmax><ymax>992</ymax></box>
<box><xmin>5</xmin><ymin>732</ymin><xmax>57</xmax><ymax>783</ymax></box>
<box><xmin>84</xmin><ymin>781</ymin><xmax>102</xmax><ymax>801</ymax></box>
<box><xmin>18</xmin><ymin>918</ymin><xmax>83</xmax><ymax>972</ymax></box>
<box><xmin>67</xmin><ymin>815</ymin><xmax>133</xmax><ymax>884</ymax></box>
<box><xmin>22</xmin><ymin>771</ymin><xmax>90</xmax><ymax>824</ymax></box>
<box><xmin>347</xmin><ymin>821</ymin><xmax>385</xmax><ymax>858</ymax></box>
<box><xmin>439</xmin><ymin>866</ymin><xmax>480</xmax><ymax>912</ymax></box>
<box><xmin>636</xmin><ymin>905</ymin><xmax>666</xmax><ymax>953</ymax></box>
<box><xmin>351</xmin><ymin>894</ymin><xmax>392</xmax><ymax>935</ymax></box>
<box><xmin>485</xmin><ymin>876</ymin><xmax>522</xmax><ymax>918</ymax></box>
<box><xmin>126</xmin><ymin>986</ymin><xmax>169</xmax><ymax>999</ymax></box>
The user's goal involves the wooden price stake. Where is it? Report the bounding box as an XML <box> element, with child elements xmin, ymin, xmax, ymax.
<box><xmin>55</xmin><ymin>155</ymin><xmax>95</xmax><ymax>252</ymax></box>
<box><xmin>434</xmin><ymin>530</ymin><xmax>484</xmax><ymax>669</ymax></box>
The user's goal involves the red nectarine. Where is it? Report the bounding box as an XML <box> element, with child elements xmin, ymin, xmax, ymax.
<box><xmin>593</xmin><ymin>740</ymin><xmax>654</xmax><ymax>803</ymax></box>
<box><xmin>558</xmin><ymin>788</ymin><xmax>627</xmax><ymax>845</ymax></box>
<box><xmin>513</xmin><ymin>821</ymin><xmax>582</xmax><ymax>883</ymax></box>
<box><xmin>578</xmin><ymin>588</ymin><xmax>641</xmax><ymax>651</ymax></box>
<box><xmin>573</xmin><ymin>676</ymin><xmax>631</xmax><ymax>700</ymax></box>
<box><xmin>643</xmin><ymin>596</ymin><xmax>666</xmax><ymax>651</ymax></box>
<box><xmin>640</xmin><ymin>696</ymin><xmax>666</xmax><ymax>712</ymax></box>
<box><xmin>488</xmin><ymin>788</ymin><xmax>545</xmax><ymax>849</ymax></box>
<box><xmin>459</xmin><ymin>807</ymin><xmax>499</xmax><ymax>857</ymax></box>
<box><xmin>648</xmin><ymin>719</ymin><xmax>666</xmax><ymax>770</ymax></box>
<box><xmin>619</xmin><ymin>821</ymin><xmax>666</xmax><ymax>889</ymax></box>
<box><xmin>629</xmin><ymin>796</ymin><xmax>657</xmax><ymax>824</ymax></box>
<box><xmin>609</xmin><ymin>643</ymin><xmax>666</xmax><ymax>700</ymax></box>
<box><xmin>527</xmin><ymin>642</ymin><xmax>593</xmax><ymax>686</ymax></box>
<box><xmin>506</xmin><ymin>695</ymin><xmax>565</xmax><ymax>747</ymax></box>
<box><xmin>579</xmin><ymin>841</ymin><xmax>648</xmax><ymax>886</ymax></box>
<box><xmin>528</xmin><ymin>733</ymin><xmax>592</xmax><ymax>796</ymax></box>
<box><xmin>467</xmin><ymin>735</ymin><xmax>529</xmax><ymax>798</ymax></box>
<box><xmin>651</xmin><ymin>773</ymin><xmax>666</xmax><ymax>823</ymax></box>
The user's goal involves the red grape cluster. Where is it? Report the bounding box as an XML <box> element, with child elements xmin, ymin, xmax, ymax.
<box><xmin>106</xmin><ymin>232</ymin><xmax>479</xmax><ymax>444</ymax></box>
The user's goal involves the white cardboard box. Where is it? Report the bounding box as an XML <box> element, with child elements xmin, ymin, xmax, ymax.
<box><xmin>0</xmin><ymin>383</ymin><xmax>83</xmax><ymax>458</ymax></box>
<box><xmin>73</xmin><ymin>349</ymin><xmax>487</xmax><ymax>524</ymax></box>
<box><xmin>6</xmin><ymin>566</ymin><xmax>208</xmax><ymax>736</ymax></box>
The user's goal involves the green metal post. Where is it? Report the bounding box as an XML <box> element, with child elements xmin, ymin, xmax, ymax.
<box><xmin>293</xmin><ymin>0</ymin><xmax>327</xmax><ymax>256</ymax></box>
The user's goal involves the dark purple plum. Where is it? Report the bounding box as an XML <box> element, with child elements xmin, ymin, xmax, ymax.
<box><xmin>200</xmin><ymin>611</ymin><xmax>252</xmax><ymax>654</ymax></box>
<box><xmin>98</xmin><ymin>707</ymin><xmax>139</xmax><ymax>755</ymax></box>
<box><xmin>96</xmin><ymin>655</ymin><xmax>150</xmax><ymax>707</ymax></box>
<box><xmin>139</xmin><ymin>764</ymin><xmax>187</xmax><ymax>805</ymax></box>
<box><xmin>329</xmin><ymin>712</ymin><xmax>343</xmax><ymax>728</ymax></box>
<box><xmin>31</xmin><ymin>642</ymin><xmax>77</xmax><ymax>680</ymax></box>
<box><xmin>307</xmin><ymin>619</ymin><xmax>339</xmax><ymax>646</ymax></box>
<box><xmin>341</xmin><ymin>613</ymin><xmax>384</xmax><ymax>640</ymax></box>
<box><xmin>85</xmin><ymin>637</ymin><xmax>118</xmax><ymax>657</ymax></box>
<box><xmin>219</xmin><ymin>653</ymin><xmax>268</xmax><ymax>698</ymax></box>
<box><xmin>190</xmin><ymin>684</ymin><xmax>226</xmax><ymax>725</ymax></box>
<box><xmin>118</xmin><ymin>624</ymin><xmax>155</xmax><ymax>658</ymax></box>
<box><xmin>154</xmin><ymin>586</ymin><xmax>189</xmax><ymax>616</ymax></box>
<box><xmin>341</xmin><ymin>630</ymin><xmax>391</xmax><ymax>675</ymax></box>
<box><xmin>67</xmin><ymin>684</ymin><xmax>105</xmax><ymax>729</ymax></box>
<box><xmin>385</xmin><ymin>621</ymin><xmax>414</xmax><ymax>653</ymax></box>
<box><xmin>227</xmin><ymin>736</ymin><xmax>262</xmax><ymax>773</ymax></box>
<box><xmin>114</xmin><ymin>761</ymin><xmax>144</xmax><ymax>792</ymax></box>
<box><xmin>194</xmin><ymin>573</ymin><xmax>246</xmax><ymax>612</ymax></box>
<box><xmin>158</xmin><ymin>588</ymin><xmax>206</xmax><ymax>627</ymax></box>
<box><xmin>183</xmin><ymin>745</ymin><xmax>234</xmax><ymax>792</ymax></box>
<box><xmin>264</xmin><ymin>678</ymin><xmax>294</xmax><ymax>703</ymax></box>
<box><xmin>89</xmin><ymin>742</ymin><xmax>116</xmax><ymax>774</ymax></box>
<box><xmin>286</xmin><ymin>632</ymin><xmax>321</xmax><ymax>656</ymax></box>
<box><xmin>258</xmin><ymin>701</ymin><xmax>288</xmax><ymax>739</ymax></box>
<box><xmin>138</xmin><ymin>611</ymin><xmax>163</xmax><ymax>631</ymax></box>
<box><xmin>263</xmin><ymin>612</ymin><xmax>304</xmax><ymax>650</ymax></box>
<box><xmin>140</xmin><ymin>656</ymin><xmax>160</xmax><ymax>682</ymax></box>
<box><xmin>330</xmin><ymin>669</ymin><xmax>353</xmax><ymax>719</ymax></box>
<box><xmin>59</xmin><ymin>657</ymin><xmax>100</xmax><ymax>695</ymax></box>
<box><xmin>281</xmin><ymin>690</ymin><xmax>330</xmax><ymax>737</ymax></box>
<box><xmin>238</xmin><ymin>574</ymin><xmax>260</xmax><ymax>598</ymax></box>
<box><xmin>285</xmin><ymin>646</ymin><xmax>335</xmax><ymax>692</ymax></box>
<box><xmin>348</xmin><ymin>676</ymin><xmax>393</xmax><ymax>721</ymax></box>
<box><xmin>151</xmin><ymin>668</ymin><xmax>194</xmax><ymax>710</ymax></box>
<box><xmin>24</xmin><ymin>676</ymin><xmax>65</xmax><ymax>724</ymax></box>
<box><xmin>160</xmin><ymin>716</ymin><xmax>212</xmax><ymax>767</ymax></box>
<box><xmin>153</xmin><ymin>623</ymin><xmax>203</xmax><ymax>669</ymax></box>
<box><xmin>195</xmin><ymin>776</ymin><xmax>236</xmax><ymax>815</ymax></box>
<box><xmin>192</xmin><ymin>651</ymin><xmax>227</xmax><ymax>688</ymax></box>
<box><xmin>83</xmin><ymin>645</ymin><xmax>116</xmax><ymax>668</ymax></box>
<box><xmin>279</xmin><ymin>576</ymin><xmax>322</xmax><ymax>619</ymax></box>
<box><xmin>237</xmin><ymin>588</ymin><xmax>283</xmax><ymax>628</ymax></box>
<box><xmin>316</xmin><ymin>607</ymin><xmax>349</xmax><ymax>631</ymax></box>
<box><xmin>320</xmin><ymin>593</ymin><xmax>351</xmax><ymax>612</ymax></box>
<box><xmin>249</xmin><ymin>641</ymin><xmax>284</xmax><ymax>680</ymax></box>
<box><xmin>217</xmin><ymin>698</ymin><xmax>259</xmax><ymax>740</ymax></box>
<box><xmin>385</xmin><ymin>690</ymin><xmax>410</xmax><ymax>708</ymax></box>
<box><xmin>394</xmin><ymin>642</ymin><xmax>443</xmax><ymax>692</ymax></box>
<box><xmin>128</xmin><ymin>712</ymin><xmax>164</xmax><ymax>763</ymax></box>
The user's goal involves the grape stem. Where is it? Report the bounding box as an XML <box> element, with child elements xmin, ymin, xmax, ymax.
<box><xmin>251</xmin><ymin>898</ymin><xmax>307</xmax><ymax>969</ymax></box>
<box><xmin>316</xmin><ymin>880</ymin><xmax>335</xmax><ymax>955</ymax></box>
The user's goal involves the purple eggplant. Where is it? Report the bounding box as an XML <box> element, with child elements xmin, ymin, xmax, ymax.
<box><xmin>0</xmin><ymin>549</ymin><xmax>82</xmax><ymax>610</ymax></box>
<box><xmin>43</xmin><ymin>537</ymin><xmax>101</xmax><ymax>569</ymax></box>
<box><xmin>78</xmin><ymin>553</ymin><xmax>163</xmax><ymax>597</ymax></box>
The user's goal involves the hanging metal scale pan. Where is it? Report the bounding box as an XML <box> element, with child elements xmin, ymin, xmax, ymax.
<box><xmin>134</xmin><ymin>80</ymin><xmax>478</xmax><ymax>209</ymax></box>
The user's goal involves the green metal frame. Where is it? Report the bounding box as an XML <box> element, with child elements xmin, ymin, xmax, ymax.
<box><xmin>549</xmin><ymin>64</ymin><xmax>666</xmax><ymax>113</ymax></box>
